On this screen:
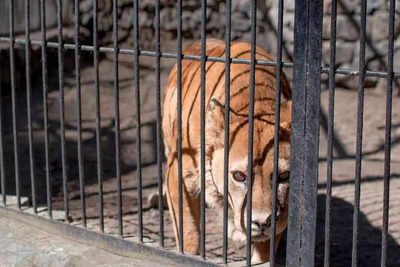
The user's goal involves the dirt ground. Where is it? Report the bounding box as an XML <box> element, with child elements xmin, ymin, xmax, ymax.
<box><xmin>1</xmin><ymin>44</ymin><xmax>400</xmax><ymax>266</ymax></box>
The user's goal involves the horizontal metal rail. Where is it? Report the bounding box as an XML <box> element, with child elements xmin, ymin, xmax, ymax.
<box><xmin>1</xmin><ymin>37</ymin><xmax>399</xmax><ymax>78</ymax></box>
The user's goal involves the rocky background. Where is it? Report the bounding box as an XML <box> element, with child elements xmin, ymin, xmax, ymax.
<box><xmin>73</xmin><ymin>0</ymin><xmax>400</xmax><ymax>91</ymax></box>
<box><xmin>1</xmin><ymin>0</ymin><xmax>400</xmax><ymax>92</ymax></box>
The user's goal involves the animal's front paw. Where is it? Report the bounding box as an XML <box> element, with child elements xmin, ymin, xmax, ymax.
<box><xmin>147</xmin><ymin>191</ymin><xmax>168</xmax><ymax>209</ymax></box>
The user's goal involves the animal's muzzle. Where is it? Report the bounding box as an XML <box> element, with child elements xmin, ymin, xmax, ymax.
<box><xmin>250</xmin><ymin>214</ymin><xmax>281</xmax><ymax>241</ymax></box>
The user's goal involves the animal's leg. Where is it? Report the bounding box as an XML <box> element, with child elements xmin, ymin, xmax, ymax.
<box><xmin>251</xmin><ymin>233</ymin><xmax>282</xmax><ymax>263</ymax></box>
<box><xmin>165</xmin><ymin>158</ymin><xmax>201</xmax><ymax>254</ymax></box>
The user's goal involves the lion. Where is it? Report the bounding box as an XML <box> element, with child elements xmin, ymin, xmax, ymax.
<box><xmin>161</xmin><ymin>39</ymin><xmax>292</xmax><ymax>263</ymax></box>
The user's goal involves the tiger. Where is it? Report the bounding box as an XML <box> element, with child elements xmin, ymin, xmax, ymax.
<box><xmin>162</xmin><ymin>39</ymin><xmax>292</xmax><ymax>263</ymax></box>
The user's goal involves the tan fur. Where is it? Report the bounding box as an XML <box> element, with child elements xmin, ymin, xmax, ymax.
<box><xmin>162</xmin><ymin>39</ymin><xmax>292</xmax><ymax>262</ymax></box>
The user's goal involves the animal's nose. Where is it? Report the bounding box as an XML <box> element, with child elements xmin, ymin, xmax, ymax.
<box><xmin>252</xmin><ymin>214</ymin><xmax>279</xmax><ymax>231</ymax></box>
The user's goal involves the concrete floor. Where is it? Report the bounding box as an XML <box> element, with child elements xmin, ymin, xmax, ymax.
<box><xmin>0</xmin><ymin>198</ymin><xmax>220</xmax><ymax>267</ymax></box>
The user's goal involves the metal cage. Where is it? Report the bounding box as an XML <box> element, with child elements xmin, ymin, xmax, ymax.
<box><xmin>0</xmin><ymin>0</ymin><xmax>398</xmax><ymax>266</ymax></box>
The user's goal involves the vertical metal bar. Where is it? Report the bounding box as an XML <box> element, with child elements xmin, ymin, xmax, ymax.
<box><xmin>0</xmin><ymin>31</ymin><xmax>5</xmax><ymax>206</ymax></box>
<box><xmin>113</xmin><ymin>0</ymin><xmax>123</xmax><ymax>237</ymax></box>
<box><xmin>299</xmin><ymin>0</ymin><xmax>323</xmax><ymax>263</ymax></box>
<box><xmin>40</xmin><ymin>0</ymin><xmax>52</xmax><ymax>219</ymax></box>
<box><xmin>352</xmin><ymin>1</ymin><xmax>367</xmax><ymax>266</ymax></box>
<box><xmin>381</xmin><ymin>1</ymin><xmax>395</xmax><ymax>266</ymax></box>
<box><xmin>270</xmin><ymin>0</ymin><xmax>284</xmax><ymax>266</ymax></box>
<box><xmin>286</xmin><ymin>0</ymin><xmax>323</xmax><ymax>266</ymax></box>
<box><xmin>176</xmin><ymin>0</ymin><xmax>184</xmax><ymax>253</ymax></box>
<box><xmin>199</xmin><ymin>0</ymin><xmax>207</xmax><ymax>260</ymax></box>
<box><xmin>25</xmin><ymin>0</ymin><xmax>37</xmax><ymax>214</ymax></box>
<box><xmin>93</xmin><ymin>0</ymin><xmax>104</xmax><ymax>233</ymax></box>
<box><xmin>0</xmin><ymin>83</ymin><xmax>4</xmax><ymax>207</ymax></box>
<box><xmin>155</xmin><ymin>0</ymin><xmax>164</xmax><ymax>248</ymax></box>
<box><xmin>287</xmin><ymin>2</ymin><xmax>308</xmax><ymax>263</ymax></box>
<box><xmin>246</xmin><ymin>0</ymin><xmax>257</xmax><ymax>265</ymax></box>
<box><xmin>0</xmin><ymin>93</ymin><xmax>4</xmax><ymax>207</ymax></box>
<box><xmin>325</xmin><ymin>6</ymin><xmax>337</xmax><ymax>267</ymax></box>
<box><xmin>223</xmin><ymin>0</ymin><xmax>232</xmax><ymax>264</ymax></box>
<box><xmin>133</xmin><ymin>0</ymin><xmax>143</xmax><ymax>243</ymax></box>
<box><xmin>75</xmin><ymin>0</ymin><xmax>86</xmax><ymax>227</ymax></box>
<box><xmin>324</xmin><ymin>0</ymin><xmax>337</xmax><ymax>266</ymax></box>
<box><xmin>10</xmin><ymin>0</ymin><xmax>21</xmax><ymax>209</ymax></box>
<box><xmin>57</xmin><ymin>0</ymin><xmax>68</xmax><ymax>221</ymax></box>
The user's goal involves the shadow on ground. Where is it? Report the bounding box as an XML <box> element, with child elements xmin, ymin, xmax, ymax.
<box><xmin>276</xmin><ymin>194</ymin><xmax>400</xmax><ymax>267</ymax></box>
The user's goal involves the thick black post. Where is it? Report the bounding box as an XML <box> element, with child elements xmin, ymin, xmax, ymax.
<box><xmin>286</xmin><ymin>1</ymin><xmax>324</xmax><ymax>267</ymax></box>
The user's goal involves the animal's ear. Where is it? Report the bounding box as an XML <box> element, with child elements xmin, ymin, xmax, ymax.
<box><xmin>206</xmin><ymin>98</ymin><xmax>225</xmax><ymax>140</ymax></box>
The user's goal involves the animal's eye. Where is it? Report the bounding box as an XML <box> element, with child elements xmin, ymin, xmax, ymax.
<box><xmin>278</xmin><ymin>171</ymin><xmax>290</xmax><ymax>181</ymax></box>
<box><xmin>231</xmin><ymin>171</ymin><xmax>247</xmax><ymax>182</ymax></box>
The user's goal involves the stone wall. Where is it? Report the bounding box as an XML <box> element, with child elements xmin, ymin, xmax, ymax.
<box><xmin>1</xmin><ymin>0</ymin><xmax>400</xmax><ymax>92</ymax></box>
<box><xmin>75</xmin><ymin>0</ymin><xmax>399</xmax><ymax>90</ymax></box>
<box><xmin>321</xmin><ymin>0</ymin><xmax>400</xmax><ymax>90</ymax></box>
<box><xmin>0</xmin><ymin>0</ymin><xmax>73</xmax><ymax>36</ymax></box>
